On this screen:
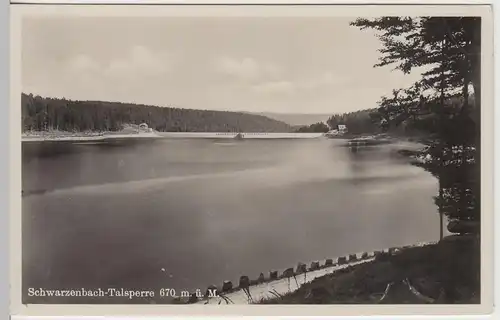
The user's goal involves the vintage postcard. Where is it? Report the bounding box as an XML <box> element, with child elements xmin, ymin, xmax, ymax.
<box><xmin>9</xmin><ymin>2</ymin><xmax>494</xmax><ymax>317</ymax></box>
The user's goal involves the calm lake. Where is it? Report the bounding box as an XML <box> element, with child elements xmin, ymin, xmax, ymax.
<box><xmin>22</xmin><ymin>137</ymin><xmax>441</xmax><ymax>302</ymax></box>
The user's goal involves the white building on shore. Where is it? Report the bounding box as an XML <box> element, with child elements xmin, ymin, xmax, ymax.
<box><xmin>325</xmin><ymin>124</ymin><xmax>348</xmax><ymax>137</ymax></box>
<box><xmin>138</xmin><ymin>123</ymin><xmax>153</xmax><ymax>133</ymax></box>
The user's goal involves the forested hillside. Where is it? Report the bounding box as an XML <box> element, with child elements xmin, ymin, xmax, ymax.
<box><xmin>325</xmin><ymin>95</ymin><xmax>478</xmax><ymax>137</ymax></box>
<box><xmin>252</xmin><ymin>112</ymin><xmax>332</xmax><ymax>126</ymax></box>
<box><xmin>327</xmin><ymin>109</ymin><xmax>381</xmax><ymax>135</ymax></box>
<box><xmin>21</xmin><ymin>93</ymin><xmax>292</xmax><ymax>133</ymax></box>
<box><xmin>294</xmin><ymin>122</ymin><xmax>330</xmax><ymax>133</ymax></box>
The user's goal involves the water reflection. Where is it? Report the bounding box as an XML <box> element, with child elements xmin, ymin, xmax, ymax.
<box><xmin>346</xmin><ymin>146</ymin><xmax>368</xmax><ymax>176</ymax></box>
<box><xmin>412</xmin><ymin>139</ymin><xmax>479</xmax><ymax>234</ymax></box>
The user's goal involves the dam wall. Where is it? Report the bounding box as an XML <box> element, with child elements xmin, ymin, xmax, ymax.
<box><xmin>158</xmin><ymin>132</ymin><xmax>324</xmax><ymax>139</ymax></box>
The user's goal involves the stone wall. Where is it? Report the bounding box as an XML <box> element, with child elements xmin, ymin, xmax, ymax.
<box><xmin>183</xmin><ymin>242</ymin><xmax>435</xmax><ymax>303</ymax></box>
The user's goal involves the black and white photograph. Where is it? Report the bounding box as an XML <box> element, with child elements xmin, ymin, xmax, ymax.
<box><xmin>12</xmin><ymin>3</ymin><xmax>493</xmax><ymax>314</ymax></box>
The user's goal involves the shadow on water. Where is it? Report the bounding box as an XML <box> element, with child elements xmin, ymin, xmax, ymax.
<box><xmin>408</xmin><ymin>110</ymin><xmax>480</xmax><ymax>230</ymax></box>
<box><xmin>412</xmin><ymin>141</ymin><xmax>480</xmax><ymax>227</ymax></box>
<box><xmin>23</xmin><ymin>139</ymin><xmax>163</xmax><ymax>159</ymax></box>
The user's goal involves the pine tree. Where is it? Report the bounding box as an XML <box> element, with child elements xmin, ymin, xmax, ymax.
<box><xmin>351</xmin><ymin>16</ymin><xmax>481</xmax><ymax>231</ymax></box>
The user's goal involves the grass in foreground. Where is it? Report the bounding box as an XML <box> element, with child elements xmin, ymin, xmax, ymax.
<box><xmin>259</xmin><ymin>234</ymin><xmax>480</xmax><ymax>304</ymax></box>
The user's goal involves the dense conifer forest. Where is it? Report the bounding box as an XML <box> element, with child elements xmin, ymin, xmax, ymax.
<box><xmin>21</xmin><ymin>93</ymin><xmax>293</xmax><ymax>133</ymax></box>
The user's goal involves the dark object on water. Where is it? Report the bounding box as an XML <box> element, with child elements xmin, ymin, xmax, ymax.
<box><xmin>234</xmin><ymin>133</ymin><xmax>244</xmax><ymax>140</ymax></box>
<box><xmin>337</xmin><ymin>256</ymin><xmax>347</xmax><ymax>264</ymax></box>
<box><xmin>269</xmin><ymin>270</ymin><xmax>278</xmax><ymax>280</ymax></box>
<box><xmin>324</xmin><ymin>259</ymin><xmax>334</xmax><ymax>266</ymax></box>
<box><xmin>22</xmin><ymin>188</ymin><xmax>49</xmax><ymax>196</ymax></box>
<box><xmin>361</xmin><ymin>252</ymin><xmax>369</xmax><ymax>259</ymax></box>
<box><xmin>398</xmin><ymin>149</ymin><xmax>421</xmax><ymax>158</ymax></box>
<box><xmin>348</xmin><ymin>254</ymin><xmax>357</xmax><ymax>262</ymax></box>
<box><xmin>346</xmin><ymin>135</ymin><xmax>392</xmax><ymax>147</ymax></box>
<box><xmin>447</xmin><ymin>220</ymin><xmax>480</xmax><ymax>234</ymax></box>
<box><xmin>221</xmin><ymin>280</ymin><xmax>233</xmax><ymax>292</ymax></box>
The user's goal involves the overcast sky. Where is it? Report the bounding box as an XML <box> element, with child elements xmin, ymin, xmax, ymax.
<box><xmin>22</xmin><ymin>17</ymin><xmax>424</xmax><ymax>114</ymax></box>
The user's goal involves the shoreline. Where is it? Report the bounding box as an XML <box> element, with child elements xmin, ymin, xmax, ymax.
<box><xmin>21</xmin><ymin>131</ymin><xmax>326</xmax><ymax>142</ymax></box>
<box><xmin>186</xmin><ymin>242</ymin><xmax>436</xmax><ymax>305</ymax></box>
<box><xmin>257</xmin><ymin>235</ymin><xmax>479</xmax><ymax>304</ymax></box>
<box><xmin>21</xmin><ymin>130</ymin><xmax>428</xmax><ymax>143</ymax></box>
<box><xmin>21</xmin><ymin>131</ymin><xmax>160</xmax><ymax>142</ymax></box>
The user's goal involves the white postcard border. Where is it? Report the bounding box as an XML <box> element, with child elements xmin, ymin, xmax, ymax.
<box><xmin>8</xmin><ymin>2</ymin><xmax>495</xmax><ymax>317</ymax></box>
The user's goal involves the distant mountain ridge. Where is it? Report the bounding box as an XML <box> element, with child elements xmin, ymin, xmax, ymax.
<box><xmin>246</xmin><ymin>112</ymin><xmax>333</xmax><ymax>126</ymax></box>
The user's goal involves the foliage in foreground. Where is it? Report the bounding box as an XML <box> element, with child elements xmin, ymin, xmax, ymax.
<box><xmin>259</xmin><ymin>236</ymin><xmax>479</xmax><ymax>304</ymax></box>
<box><xmin>351</xmin><ymin>17</ymin><xmax>481</xmax><ymax>224</ymax></box>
